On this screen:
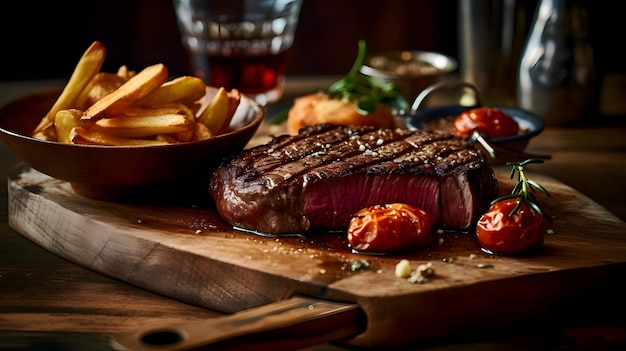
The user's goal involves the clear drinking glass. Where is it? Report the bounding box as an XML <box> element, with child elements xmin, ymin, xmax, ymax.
<box><xmin>172</xmin><ymin>0</ymin><xmax>303</xmax><ymax>106</ymax></box>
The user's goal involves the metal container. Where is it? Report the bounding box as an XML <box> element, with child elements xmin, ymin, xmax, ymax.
<box><xmin>359</xmin><ymin>51</ymin><xmax>458</xmax><ymax>102</ymax></box>
<box><xmin>517</xmin><ymin>0</ymin><xmax>601</xmax><ymax>125</ymax></box>
<box><xmin>457</xmin><ymin>0</ymin><xmax>537</xmax><ymax>106</ymax></box>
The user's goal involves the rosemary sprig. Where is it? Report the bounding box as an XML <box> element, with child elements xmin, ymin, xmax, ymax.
<box><xmin>270</xmin><ymin>40</ymin><xmax>408</xmax><ymax>124</ymax></box>
<box><xmin>491</xmin><ymin>159</ymin><xmax>551</xmax><ymax>219</ymax></box>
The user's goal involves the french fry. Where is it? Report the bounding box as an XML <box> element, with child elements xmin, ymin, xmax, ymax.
<box><xmin>33</xmin><ymin>40</ymin><xmax>106</xmax><ymax>136</ymax></box>
<box><xmin>32</xmin><ymin>127</ymin><xmax>58</xmax><ymax>141</ymax></box>
<box><xmin>71</xmin><ymin>127</ymin><xmax>170</xmax><ymax>146</ymax></box>
<box><xmin>54</xmin><ymin>109</ymin><xmax>83</xmax><ymax>143</ymax></box>
<box><xmin>82</xmin><ymin>63</ymin><xmax>169</xmax><ymax>123</ymax></box>
<box><xmin>92</xmin><ymin>107</ymin><xmax>194</xmax><ymax>138</ymax></box>
<box><xmin>192</xmin><ymin>121</ymin><xmax>213</xmax><ymax>141</ymax></box>
<box><xmin>173</xmin><ymin>129</ymin><xmax>194</xmax><ymax>142</ymax></box>
<box><xmin>137</xmin><ymin>76</ymin><xmax>206</xmax><ymax>107</ymax></box>
<box><xmin>198</xmin><ymin>87</ymin><xmax>230</xmax><ymax>134</ymax></box>
<box><xmin>31</xmin><ymin>41</ymin><xmax>239</xmax><ymax>146</ymax></box>
<box><xmin>155</xmin><ymin>134</ymin><xmax>180</xmax><ymax>144</ymax></box>
<box><xmin>75</xmin><ymin>72</ymin><xmax>127</xmax><ymax>110</ymax></box>
<box><xmin>172</xmin><ymin>103</ymin><xmax>197</xmax><ymax>142</ymax></box>
<box><xmin>117</xmin><ymin>65</ymin><xmax>136</xmax><ymax>81</ymax></box>
<box><xmin>222</xmin><ymin>88</ymin><xmax>241</xmax><ymax>134</ymax></box>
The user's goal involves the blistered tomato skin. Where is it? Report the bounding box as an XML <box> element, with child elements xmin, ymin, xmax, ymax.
<box><xmin>454</xmin><ymin>107</ymin><xmax>519</xmax><ymax>139</ymax></box>
<box><xmin>347</xmin><ymin>203</ymin><xmax>435</xmax><ymax>253</ymax></box>
<box><xmin>476</xmin><ymin>198</ymin><xmax>550</xmax><ymax>255</ymax></box>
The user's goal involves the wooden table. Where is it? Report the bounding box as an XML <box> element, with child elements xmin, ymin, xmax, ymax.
<box><xmin>1</xmin><ymin>76</ymin><xmax>625</xmax><ymax>350</ymax></box>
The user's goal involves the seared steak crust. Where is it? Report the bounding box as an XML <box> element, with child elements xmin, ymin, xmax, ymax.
<box><xmin>210</xmin><ymin>124</ymin><xmax>498</xmax><ymax>235</ymax></box>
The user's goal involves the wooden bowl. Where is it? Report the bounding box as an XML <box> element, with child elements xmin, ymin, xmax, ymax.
<box><xmin>0</xmin><ymin>87</ymin><xmax>264</xmax><ymax>201</ymax></box>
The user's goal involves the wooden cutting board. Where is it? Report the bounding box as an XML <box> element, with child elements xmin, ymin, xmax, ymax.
<box><xmin>7</xmin><ymin>164</ymin><xmax>626</xmax><ymax>348</ymax></box>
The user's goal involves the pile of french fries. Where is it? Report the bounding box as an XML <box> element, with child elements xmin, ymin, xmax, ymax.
<box><xmin>32</xmin><ymin>41</ymin><xmax>240</xmax><ymax>146</ymax></box>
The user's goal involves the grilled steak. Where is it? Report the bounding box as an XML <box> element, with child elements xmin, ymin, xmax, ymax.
<box><xmin>210</xmin><ymin>124</ymin><xmax>498</xmax><ymax>235</ymax></box>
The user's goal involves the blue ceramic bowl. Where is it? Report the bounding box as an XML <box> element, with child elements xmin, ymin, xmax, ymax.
<box><xmin>406</xmin><ymin>105</ymin><xmax>545</xmax><ymax>164</ymax></box>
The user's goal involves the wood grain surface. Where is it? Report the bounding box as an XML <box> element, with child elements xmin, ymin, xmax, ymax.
<box><xmin>7</xmin><ymin>163</ymin><xmax>626</xmax><ymax>348</ymax></box>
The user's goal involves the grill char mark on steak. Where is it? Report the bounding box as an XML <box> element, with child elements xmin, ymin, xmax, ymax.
<box><xmin>210</xmin><ymin>124</ymin><xmax>498</xmax><ymax>235</ymax></box>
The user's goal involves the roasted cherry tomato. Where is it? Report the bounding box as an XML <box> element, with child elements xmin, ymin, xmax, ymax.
<box><xmin>476</xmin><ymin>198</ymin><xmax>550</xmax><ymax>255</ymax></box>
<box><xmin>453</xmin><ymin>107</ymin><xmax>519</xmax><ymax>139</ymax></box>
<box><xmin>347</xmin><ymin>203</ymin><xmax>435</xmax><ymax>253</ymax></box>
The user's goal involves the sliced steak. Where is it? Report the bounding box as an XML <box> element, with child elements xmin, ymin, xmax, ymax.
<box><xmin>210</xmin><ymin>124</ymin><xmax>498</xmax><ymax>235</ymax></box>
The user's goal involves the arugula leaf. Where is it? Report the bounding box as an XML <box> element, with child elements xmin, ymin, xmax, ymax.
<box><xmin>327</xmin><ymin>40</ymin><xmax>408</xmax><ymax>115</ymax></box>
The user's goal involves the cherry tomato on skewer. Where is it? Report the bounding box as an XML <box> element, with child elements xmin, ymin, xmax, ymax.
<box><xmin>454</xmin><ymin>106</ymin><xmax>519</xmax><ymax>139</ymax></box>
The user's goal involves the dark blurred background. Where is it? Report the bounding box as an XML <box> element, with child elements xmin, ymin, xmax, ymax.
<box><xmin>0</xmin><ymin>0</ymin><xmax>621</xmax><ymax>81</ymax></box>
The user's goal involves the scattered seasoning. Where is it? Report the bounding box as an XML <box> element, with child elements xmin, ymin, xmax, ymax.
<box><xmin>351</xmin><ymin>259</ymin><xmax>371</xmax><ymax>271</ymax></box>
<box><xmin>364</xmin><ymin>149</ymin><xmax>379</xmax><ymax>156</ymax></box>
<box><xmin>408</xmin><ymin>262</ymin><xmax>435</xmax><ymax>284</ymax></box>
<box><xmin>395</xmin><ymin>260</ymin><xmax>436</xmax><ymax>283</ymax></box>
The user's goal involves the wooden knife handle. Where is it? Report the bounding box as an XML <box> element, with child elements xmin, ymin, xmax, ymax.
<box><xmin>111</xmin><ymin>295</ymin><xmax>365</xmax><ymax>350</ymax></box>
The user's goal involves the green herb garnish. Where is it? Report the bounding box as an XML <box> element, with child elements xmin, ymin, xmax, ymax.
<box><xmin>351</xmin><ymin>259</ymin><xmax>371</xmax><ymax>272</ymax></box>
<box><xmin>270</xmin><ymin>40</ymin><xmax>408</xmax><ymax>124</ymax></box>
<box><xmin>327</xmin><ymin>40</ymin><xmax>408</xmax><ymax>115</ymax></box>
<box><xmin>492</xmin><ymin>159</ymin><xmax>551</xmax><ymax>218</ymax></box>
<box><xmin>270</xmin><ymin>102</ymin><xmax>292</xmax><ymax>125</ymax></box>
